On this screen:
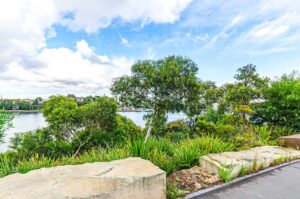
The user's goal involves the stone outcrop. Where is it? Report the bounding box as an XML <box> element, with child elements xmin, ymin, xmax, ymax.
<box><xmin>167</xmin><ymin>166</ymin><xmax>220</xmax><ymax>194</ymax></box>
<box><xmin>200</xmin><ymin>146</ymin><xmax>300</xmax><ymax>178</ymax></box>
<box><xmin>0</xmin><ymin>157</ymin><xmax>166</xmax><ymax>199</ymax></box>
<box><xmin>279</xmin><ymin>134</ymin><xmax>300</xmax><ymax>149</ymax></box>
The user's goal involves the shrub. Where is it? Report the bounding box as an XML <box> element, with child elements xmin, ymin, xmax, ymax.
<box><xmin>165</xmin><ymin>119</ymin><xmax>190</xmax><ymax>142</ymax></box>
<box><xmin>1</xmin><ymin>136</ymin><xmax>235</xmax><ymax>178</ymax></box>
<box><xmin>194</xmin><ymin>119</ymin><xmax>236</xmax><ymax>141</ymax></box>
<box><xmin>219</xmin><ymin>165</ymin><xmax>234</xmax><ymax>182</ymax></box>
<box><xmin>10</xmin><ymin>128</ymin><xmax>73</xmax><ymax>159</ymax></box>
<box><xmin>254</xmin><ymin>73</ymin><xmax>300</xmax><ymax>130</ymax></box>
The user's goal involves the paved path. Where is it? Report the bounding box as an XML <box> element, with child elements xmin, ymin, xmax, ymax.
<box><xmin>194</xmin><ymin>162</ymin><xmax>300</xmax><ymax>199</ymax></box>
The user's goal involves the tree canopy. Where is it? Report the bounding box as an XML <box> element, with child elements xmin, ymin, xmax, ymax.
<box><xmin>254</xmin><ymin>72</ymin><xmax>300</xmax><ymax>130</ymax></box>
<box><xmin>111</xmin><ymin>55</ymin><xmax>200</xmax><ymax>142</ymax></box>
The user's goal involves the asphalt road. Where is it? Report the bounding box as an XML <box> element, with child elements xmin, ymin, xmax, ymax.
<box><xmin>194</xmin><ymin>162</ymin><xmax>300</xmax><ymax>199</ymax></box>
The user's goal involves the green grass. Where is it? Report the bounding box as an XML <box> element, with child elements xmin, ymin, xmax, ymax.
<box><xmin>238</xmin><ymin>165</ymin><xmax>250</xmax><ymax>177</ymax></box>
<box><xmin>219</xmin><ymin>165</ymin><xmax>234</xmax><ymax>182</ymax></box>
<box><xmin>0</xmin><ymin>136</ymin><xmax>235</xmax><ymax>178</ymax></box>
<box><xmin>166</xmin><ymin>182</ymin><xmax>187</xmax><ymax>199</ymax></box>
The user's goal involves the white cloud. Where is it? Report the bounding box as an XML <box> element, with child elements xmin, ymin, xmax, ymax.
<box><xmin>0</xmin><ymin>40</ymin><xmax>134</xmax><ymax>98</ymax></box>
<box><xmin>56</xmin><ymin>0</ymin><xmax>192</xmax><ymax>33</ymax></box>
<box><xmin>0</xmin><ymin>0</ymin><xmax>191</xmax><ymax>71</ymax></box>
<box><xmin>0</xmin><ymin>0</ymin><xmax>58</xmax><ymax>71</ymax></box>
<box><xmin>0</xmin><ymin>0</ymin><xmax>192</xmax><ymax>97</ymax></box>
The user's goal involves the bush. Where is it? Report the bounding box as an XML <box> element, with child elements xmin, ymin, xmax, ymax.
<box><xmin>72</xmin><ymin>114</ymin><xmax>142</xmax><ymax>151</ymax></box>
<box><xmin>231</xmin><ymin>125</ymin><xmax>277</xmax><ymax>150</ymax></box>
<box><xmin>1</xmin><ymin>135</ymin><xmax>235</xmax><ymax>178</ymax></box>
<box><xmin>254</xmin><ymin>73</ymin><xmax>300</xmax><ymax>130</ymax></box>
<box><xmin>10</xmin><ymin>128</ymin><xmax>73</xmax><ymax>159</ymax></box>
<box><xmin>165</xmin><ymin>120</ymin><xmax>190</xmax><ymax>142</ymax></box>
<box><xmin>194</xmin><ymin>119</ymin><xmax>236</xmax><ymax>141</ymax></box>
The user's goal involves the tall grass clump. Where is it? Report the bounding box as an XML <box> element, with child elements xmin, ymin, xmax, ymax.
<box><xmin>0</xmin><ymin>135</ymin><xmax>235</xmax><ymax>178</ymax></box>
<box><xmin>0</xmin><ymin>155</ymin><xmax>17</xmax><ymax>177</ymax></box>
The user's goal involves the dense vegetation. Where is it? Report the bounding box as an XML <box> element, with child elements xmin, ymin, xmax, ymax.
<box><xmin>0</xmin><ymin>56</ymin><xmax>299</xmax><ymax>185</ymax></box>
<box><xmin>0</xmin><ymin>98</ymin><xmax>43</xmax><ymax>111</ymax></box>
<box><xmin>0</xmin><ymin>113</ymin><xmax>14</xmax><ymax>144</ymax></box>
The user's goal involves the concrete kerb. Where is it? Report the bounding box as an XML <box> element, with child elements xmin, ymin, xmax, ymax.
<box><xmin>184</xmin><ymin>159</ymin><xmax>300</xmax><ymax>199</ymax></box>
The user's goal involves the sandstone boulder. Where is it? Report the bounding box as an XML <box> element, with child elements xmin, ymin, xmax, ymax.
<box><xmin>0</xmin><ymin>157</ymin><xmax>166</xmax><ymax>199</ymax></box>
<box><xmin>279</xmin><ymin>134</ymin><xmax>300</xmax><ymax>149</ymax></box>
<box><xmin>200</xmin><ymin>146</ymin><xmax>300</xmax><ymax>178</ymax></box>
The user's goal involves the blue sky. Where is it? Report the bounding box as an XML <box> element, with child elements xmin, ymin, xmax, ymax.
<box><xmin>0</xmin><ymin>0</ymin><xmax>299</xmax><ymax>98</ymax></box>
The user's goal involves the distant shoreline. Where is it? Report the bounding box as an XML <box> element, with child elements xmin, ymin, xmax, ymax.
<box><xmin>0</xmin><ymin>110</ymin><xmax>41</xmax><ymax>113</ymax></box>
<box><xmin>1</xmin><ymin>109</ymin><xmax>150</xmax><ymax>113</ymax></box>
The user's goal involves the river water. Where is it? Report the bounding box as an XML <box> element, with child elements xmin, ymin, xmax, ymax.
<box><xmin>0</xmin><ymin>112</ymin><xmax>186</xmax><ymax>153</ymax></box>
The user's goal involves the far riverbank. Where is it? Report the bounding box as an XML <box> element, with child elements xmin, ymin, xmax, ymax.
<box><xmin>0</xmin><ymin>110</ymin><xmax>40</xmax><ymax>113</ymax></box>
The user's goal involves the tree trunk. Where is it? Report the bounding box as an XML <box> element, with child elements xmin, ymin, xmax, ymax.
<box><xmin>73</xmin><ymin>143</ymin><xmax>84</xmax><ymax>157</ymax></box>
<box><xmin>144</xmin><ymin>118</ymin><xmax>153</xmax><ymax>144</ymax></box>
<box><xmin>72</xmin><ymin>131</ymin><xmax>94</xmax><ymax>157</ymax></box>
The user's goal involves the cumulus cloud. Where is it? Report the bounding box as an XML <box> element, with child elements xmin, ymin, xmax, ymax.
<box><xmin>0</xmin><ymin>0</ymin><xmax>57</xmax><ymax>71</ymax></box>
<box><xmin>56</xmin><ymin>0</ymin><xmax>192</xmax><ymax>33</ymax></box>
<box><xmin>0</xmin><ymin>0</ymin><xmax>191</xmax><ymax>97</ymax></box>
<box><xmin>0</xmin><ymin>40</ymin><xmax>134</xmax><ymax>98</ymax></box>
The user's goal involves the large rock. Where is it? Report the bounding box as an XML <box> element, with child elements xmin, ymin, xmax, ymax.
<box><xmin>0</xmin><ymin>157</ymin><xmax>166</xmax><ymax>199</ymax></box>
<box><xmin>279</xmin><ymin>134</ymin><xmax>300</xmax><ymax>149</ymax></box>
<box><xmin>200</xmin><ymin>146</ymin><xmax>300</xmax><ymax>178</ymax></box>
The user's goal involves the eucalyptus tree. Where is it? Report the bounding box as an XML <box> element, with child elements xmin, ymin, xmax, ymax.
<box><xmin>111</xmin><ymin>55</ymin><xmax>200</xmax><ymax>143</ymax></box>
<box><xmin>224</xmin><ymin>64</ymin><xmax>269</xmax><ymax>129</ymax></box>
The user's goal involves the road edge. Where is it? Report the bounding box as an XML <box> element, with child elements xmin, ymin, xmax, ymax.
<box><xmin>184</xmin><ymin>159</ymin><xmax>300</xmax><ymax>199</ymax></box>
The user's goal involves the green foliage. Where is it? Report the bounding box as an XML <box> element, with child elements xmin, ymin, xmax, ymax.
<box><xmin>0</xmin><ymin>113</ymin><xmax>14</xmax><ymax>144</ymax></box>
<box><xmin>256</xmin><ymin>126</ymin><xmax>272</xmax><ymax>144</ymax></box>
<box><xmin>222</xmin><ymin>65</ymin><xmax>268</xmax><ymax>129</ymax></box>
<box><xmin>0</xmin><ymin>136</ymin><xmax>235</xmax><ymax>178</ymax></box>
<box><xmin>219</xmin><ymin>165</ymin><xmax>234</xmax><ymax>182</ymax></box>
<box><xmin>166</xmin><ymin>182</ymin><xmax>186</xmax><ymax>199</ymax></box>
<box><xmin>184</xmin><ymin>81</ymin><xmax>223</xmax><ymax>118</ymax></box>
<box><xmin>194</xmin><ymin>119</ymin><xmax>235</xmax><ymax>141</ymax></box>
<box><xmin>165</xmin><ymin>120</ymin><xmax>190</xmax><ymax>142</ymax></box>
<box><xmin>231</xmin><ymin>126</ymin><xmax>278</xmax><ymax>150</ymax></box>
<box><xmin>269</xmin><ymin>126</ymin><xmax>295</xmax><ymax>140</ymax></box>
<box><xmin>77</xmin><ymin>97</ymin><xmax>119</xmax><ymax>132</ymax></box>
<box><xmin>13</xmin><ymin>96</ymin><xmax>141</xmax><ymax>158</ymax></box>
<box><xmin>238</xmin><ymin>166</ymin><xmax>250</xmax><ymax>177</ymax></box>
<box><xmin>111</xmin><ymin>55</ymin><xmax>200</xmax><ymax>139</ymax></box>
<box><xmin>0</xmin><ymin>99</ymin><xmax>42</xmax><ymax>111</ymax></box>
<box><xmin>10</xmin><ymin>128</ymin><xmax>73</xmax><ymax>159</ymax></box>
<box><xmin>254</xmin><ymin>72</ymin><xmax>300</xmax><ymax>130</ymax></box>
<box><xmin>42</xmin><ymin>96</ymin><xmax>78</xmax><ymax>140</ymax></box>
<box><xmin>173</xmin><ymin>137</ymin><xmax>234</xmax><ymax>170</ymax></box>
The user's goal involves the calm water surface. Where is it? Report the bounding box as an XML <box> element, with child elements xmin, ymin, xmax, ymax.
<box><xmin>0</xmin><ymin>112</ymin><xmax>186</xmax><ymax>153</ymax></box>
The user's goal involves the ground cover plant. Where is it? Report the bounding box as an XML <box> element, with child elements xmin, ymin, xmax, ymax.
<box><xmin>0</xmin><ymin>136</ymin><xmax>234</xmax><ymax>178</ymax></box>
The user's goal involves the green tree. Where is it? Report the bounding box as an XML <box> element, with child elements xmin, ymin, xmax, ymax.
<box><xmin>42</xmin><ymin>96</ymin><xmax>79</xmax><ymax>140</ymax></box>
<box><xmin>224</xmin><ymin>64</ymin><xmax>268</xmax><ymax>128</ymax></box>
<box><xmin>255</xmin><ymin>72</ymin><xmax>300</xmax><ymax>130</ymax></box>
<box><xmin>111</xmin><ymin>55</ymin><xmax>200</xmax><ymax>143</ymax></box>
<box><xmin>0</xmin><ymin>113</ymin><xmax>14</xmax><ymax>144</ymax></box>
<box><xmin>73</xmin><ymin>97</ymin><xmax>119</xmax><ymax>156</ymax></box>
<box><xmin>183</xmin><ymin>81</ymin><xmax>223</xmax><ymax>134</ymax></box>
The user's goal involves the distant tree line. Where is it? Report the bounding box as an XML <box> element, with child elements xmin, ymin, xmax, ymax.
<box><xmin>0</xmin><ymin>97</ymin><xmax>43</xmax><ymax>111</ymax></box>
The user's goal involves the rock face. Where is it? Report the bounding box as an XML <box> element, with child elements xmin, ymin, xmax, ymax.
<box><xmin>200</xmin><ymin>146</ymin><xmax>300</xmax><ymax>178</ymax></box>
<box><xmin>279</xmin><ymin>134</ymin><xmax>300</xmax><ymax>149</ymax></box>
<box><xmin>0</xmin><ymin>157</ymin><xmax>166</xmax><ymax>199</ymax></box>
